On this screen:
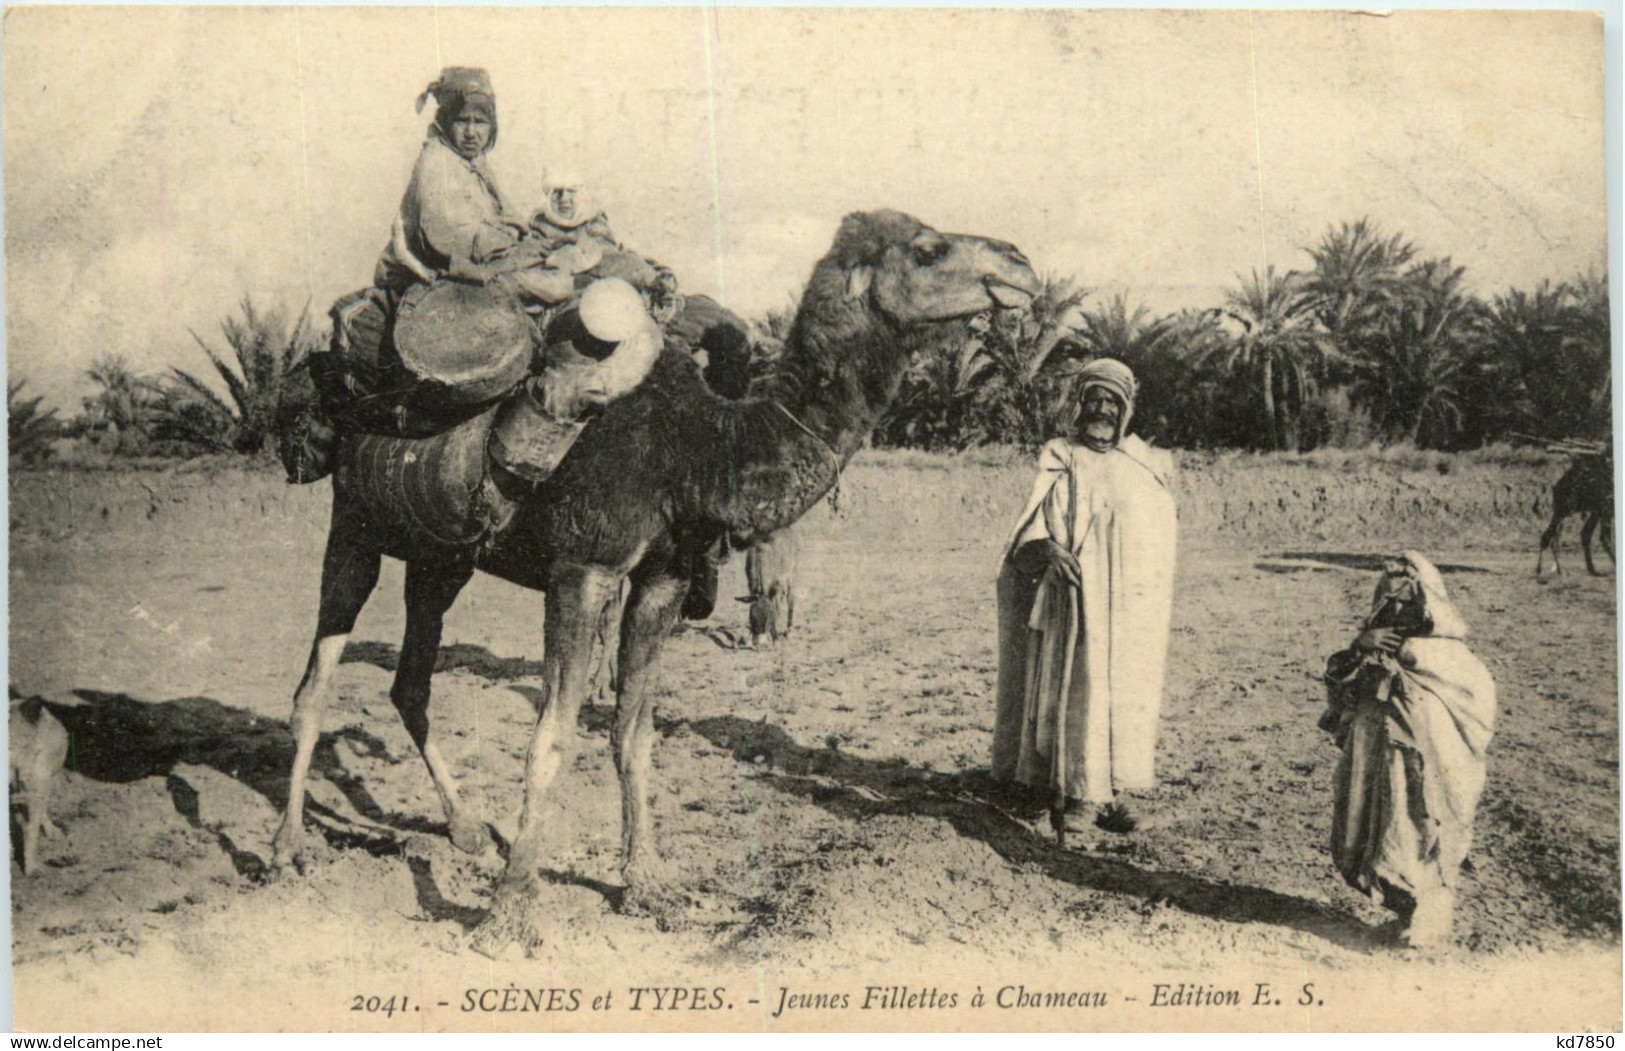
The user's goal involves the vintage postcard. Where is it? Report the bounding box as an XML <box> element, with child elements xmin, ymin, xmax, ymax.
<box><xmin>3</xmin><ymin>5</ymin><xmax>1617</xmax><ymax>1033</ymax></box>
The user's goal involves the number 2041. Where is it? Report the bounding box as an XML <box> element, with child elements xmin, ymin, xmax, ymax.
<box><xmin>352</xmin><ymin>995</ymin><xmax>413</xmax><ymax>1018</ymax></box>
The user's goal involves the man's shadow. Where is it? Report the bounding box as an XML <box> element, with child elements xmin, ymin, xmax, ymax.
<box><xmin>688</xmin><ymin>715</ymin><xmax>1388</xmax><ymax>953</ymax></box>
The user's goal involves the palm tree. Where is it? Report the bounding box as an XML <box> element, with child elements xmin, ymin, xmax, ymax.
<box><xmin>1349</xmin><ymin>258</ymin><xmax>1484</xmax><ymax>447</ymax></box>
<box><xmin>8</xmin><ymin>380</ymin><xmax>60</xmax><ymax>465</ymax></box>
<box><xmin>1482</xmin><ymin>273</ymin><xmax>1612</xmax><ymax>441</ymax></box>
<box><xmin>1070</xmin><ymin>293</ymin><xmax>1176</xmax><ymax>362</ymax></box>
<box><xmin>82</xmin><ymin>353</ymin><xmax>158</xmax><ymax>454</ymax></box>
<box><xmin>1128</xmin><ymin>307</ymin><xmax>1242</xmax><ymax>449</ymax></box>
<box><xmin>1212</xmin><ymin>266</ymin><xmax>1326</xmax><ymax>451</ymax></box>
<box><xmin>1302</xmin><ymin>218</ymin><xmax>1419</xmax><ymax>350</ymax></box>
<box><xmin>150</xmin><ymin>298</ymin><xmax>322</xmax><ymax>455</ymax></box>
<box><xmin>958</xmin><ymin>274</ymin><xmax>1089</xmax><ymax>448</ymax></box>
<box><xmin>1566</xmin><ymin>269</ymin><xmax>1612</xmax><ymax>436</ymax></box>
<box><xmin>875</xmin><ymin>332</ymin><xmax>988</xmax><ymax>449</ymax></box>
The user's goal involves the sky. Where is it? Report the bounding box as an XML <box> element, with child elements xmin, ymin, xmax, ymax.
<box><xmin>1</xmin><ymin>6</ymin><xmax>1608</xmax><ymax>411</ymax></box>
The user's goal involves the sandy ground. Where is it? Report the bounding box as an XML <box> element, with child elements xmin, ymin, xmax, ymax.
<box><xmin>6</xmin><ymin>459</ymin><xmax>1620</xmax><ymax>1032</ymax></box>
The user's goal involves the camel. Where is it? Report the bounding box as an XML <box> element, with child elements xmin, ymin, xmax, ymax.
<box><xmin>1537</xmin><ymin>451</ymin><xmax>1615</xmax><ymax>577</ymax></box>
<box><xmin>271</xmin><ymin>210</ymin><xmax>1039</xmax><ymax>954</ymax></box>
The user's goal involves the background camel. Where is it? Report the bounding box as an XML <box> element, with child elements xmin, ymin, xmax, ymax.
<box><xmin>1536</xmin><ymin>444</ymin><xmax>1615</xmax><ymax>577</ymax></box>
<box><xmin>271</xmin><ymin>210</ymin><xmax>1038</xmax><ymax>955</ymax></box>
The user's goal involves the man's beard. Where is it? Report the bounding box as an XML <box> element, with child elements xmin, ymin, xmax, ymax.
<box><xmin>1080</xmin><ymin>413</ymin><xmax>1119</xmax><ymax>450</ymax></box>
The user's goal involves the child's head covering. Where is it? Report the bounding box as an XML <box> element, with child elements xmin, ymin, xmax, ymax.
<box><xmin>1365</xmin><ymin>551</ymin><xmax>1469</xmax><ymax>640</ymax></box>
<box><xmin>417</xmin><ymin>67</ymin><xmax>498</xmax><ymax>150</ymax></box>
<box><xmin>535</xmin><ymin>171</ymin><xmax>602</xmax><ymax>231</ymax></box>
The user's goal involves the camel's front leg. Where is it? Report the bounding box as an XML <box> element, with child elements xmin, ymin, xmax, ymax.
<box><xmin>612</xmin><ymin>573</ymin><xmax>689</xmax><ymax>913</ymax></box>
<box><xmin>1538</xmin><ymin>515</ymin><xmax>1565</xmax><ymax>578</ymax></box>
<box><xmin>470</xmin><ymin>564</ymin><xmax>618</xmax><ymax>957</ymax></box>
<box><xmin>392</xmin><ymin>558</ymin><xmax>486</xmax><ymax>853</ymax></box>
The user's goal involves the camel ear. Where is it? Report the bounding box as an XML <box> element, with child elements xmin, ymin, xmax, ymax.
<box><xmin>831</xmin><ymin>210</ymin><xmax>920</xmax><ymax>270</ymax></box>
<box><xmin>845</xmin><ymin>266</ymin><xmax>873</xmax><ymax>300</ymax></box>
<box><xmin>832</xmin><ymin>213</ymin><xmax>885</xmax><ymax>269</ymax></box>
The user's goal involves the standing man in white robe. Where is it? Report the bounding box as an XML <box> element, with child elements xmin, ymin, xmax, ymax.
<box><xmin>992</xmin><ymin>358</ymin><xmax>1178</xmax><ymax>841</ymax></box>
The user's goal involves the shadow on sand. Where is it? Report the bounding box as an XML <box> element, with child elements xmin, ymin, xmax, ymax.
<box><xmin>1264</xmin><ymin>552</ymin><xmax>1494</xmax><ymax>574</ymax></box>
<box><xmin>25</xmin><ymin>681</ymin><xmax>1385</xmax><ymax>952</ymax></box>
<box><xmin>686</xmin><ymin>715</ymin><xmax>1388</xmax><ymax>953</ymax></box>
<box><xmin>34</xmin><ymin>689</ymin><xmax>446</xmax><ymax>875</ymax></box>
<box><xmin>340</xmin><ymin>640</ymin><xmax>546</xmax><ymax>682</ymax></box>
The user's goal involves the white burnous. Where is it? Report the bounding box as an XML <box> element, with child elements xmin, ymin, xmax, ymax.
<box><xmin>992</xmin><ymin>357</ymin><xmax>1178</xmax><ymax>837</ymax></box>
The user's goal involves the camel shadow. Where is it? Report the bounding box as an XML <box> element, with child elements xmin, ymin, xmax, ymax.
<box><xmin>686</xmin><ymin>716</ymin><xmax>1387</xmax><ymax>954</ymax></box>
<box><xmin>405</xmin><ymin>856</ymin><xmax>487</xmax><ymax>929</ymax></box>
<box><xmin>341</xmin><ymin>640</ymin><xmax>545</xmax><ymax>682</ymax></box>
<box><xmin>346</xmin><ymin>642</ymin><xmax>616</xmax><ymax>726</ymax></box>
<box><xmin>37</xmin><ymin>689</ymin><xmax>444</xmax><ymax>872</ymax></box>
<box><xmin>1268</xmin><ymin>552</ymin><xmax>1493</xmax><ymax>574</ymax></box>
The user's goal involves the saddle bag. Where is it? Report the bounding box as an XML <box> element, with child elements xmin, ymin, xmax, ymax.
<box><xmin>487</xmin><ymin>379</ymin><xmax>591</xmax><ymax>486</ymax></box>
<box><xmin>315</xmin><ymin>287</ymin><xmax>398</xmax><ymax>419</ymax></box>
<box><xmin>334</xmin><ymin>407</ymin><xmax>504</xmax><ymax>548</ymax></box>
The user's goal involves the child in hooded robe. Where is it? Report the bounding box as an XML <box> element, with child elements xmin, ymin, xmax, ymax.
<box><xmin>1319</xmin><ymin>552</ymin><xmax>1497</xmax><ymax>950</ymax></box>
<box><xmin>526</xmin><ymin>174</ymin><xmax>676</xmax><ymax>306</ymax></box>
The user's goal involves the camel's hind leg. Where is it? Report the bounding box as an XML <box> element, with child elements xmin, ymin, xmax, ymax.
<box><xmin>612</xmin><ymin>572</ymin><xmax>689</xmax><ymax>911</ymax></box>
<box><xmin>1582</xmin><ymin>513</ymin><xmax>1603</xmax><ymax>575</ymax></box>
<box><xmin>470</xmin><ymin>564</ymin><xmax>620</xmax><ymax>957</ymax></box>
<box><xmin>392</xmin><ymin>558</ymin><xmax>487</xmax><ymax>852</ymax></box>
<box><xmin>273</xmin><ymin>530</ymin><xmax>381</xmax><ymax>870</ymax></box>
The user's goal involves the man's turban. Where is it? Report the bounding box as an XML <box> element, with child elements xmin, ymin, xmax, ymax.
<box><xmin>1077</xmin><ymin>357</ymin><xmax>1138</xmax><ymax>410</ymax></box>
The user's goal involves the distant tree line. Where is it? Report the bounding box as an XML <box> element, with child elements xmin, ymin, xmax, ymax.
<box><xmin>5</xmin><ymin>217</ymin><xmax>1611</xmax><ymax>465</ymax></box>
<box><xmin>9</xmin><ymin>299</ymin><xmax>321</xmax><ymax>464</ymax></box>
<box><xmin>872</xmin><ymin>218</ymin><xmax>1611</xmax><ymax>453</ymax></box>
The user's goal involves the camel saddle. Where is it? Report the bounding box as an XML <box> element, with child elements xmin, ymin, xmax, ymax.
<box><xmin>331</xmin><ymin>371</ymin><xmax>603</xmax><ymax>550</ymax></box>
<box><xmin>288</xmin><ymin>280</ymin><xmax>665</xmax><ymax>497</ymax></box>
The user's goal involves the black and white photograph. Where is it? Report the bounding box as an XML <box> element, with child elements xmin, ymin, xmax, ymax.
<box><xmin>2</xmin><ymin>5</ymin><xmax>1617</xmax><ymax>1032</ymax></box>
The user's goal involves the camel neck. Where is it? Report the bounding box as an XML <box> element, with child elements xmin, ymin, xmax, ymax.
<box><xmin>767</xmin><ymin>299</ymin><xmax>928</xmax><ymax>460</ymax></box>
<box><xmin>714</xmin><ymin>304</ymin><xmax>952</xmax><ymax>543</ymax></box>
<box><xmin>706</xmin><ymin>311</ymin><xmax>896</xmax><ymax>542</ymax></box>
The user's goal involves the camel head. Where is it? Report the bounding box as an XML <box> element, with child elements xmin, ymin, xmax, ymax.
<box><xmin>820</xmin><ymin>210</ymin><xmax>1040</xmax><ymax>325</ymax></box>
<box><xmin>761</xmin><ymin>210</ymin><xmax>1042</xmax><ymax>466</ymax></box>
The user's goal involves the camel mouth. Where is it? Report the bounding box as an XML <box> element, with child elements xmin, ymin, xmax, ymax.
<box><xmin>985</xmin><ymin>278</ymin><xmax>1037</xmax><ymax>310</ymax></box>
